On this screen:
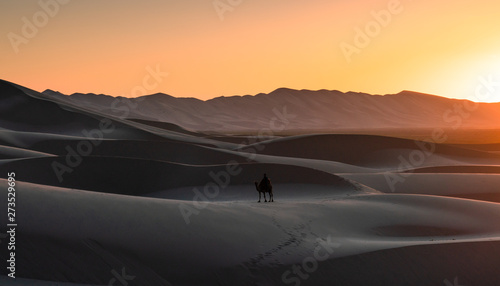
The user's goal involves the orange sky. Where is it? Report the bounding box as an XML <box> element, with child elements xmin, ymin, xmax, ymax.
<box><xmin>1</xmin><ymin>0</ymin><xmax>500</xmax><ymax>101</ymax></box>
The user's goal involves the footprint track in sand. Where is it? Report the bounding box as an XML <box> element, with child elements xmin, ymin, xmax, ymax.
<box><xmin>240</xmin><ymin>210</ymin><xmax>323</xmax><ymax>284</ymax></box>
<box><xmin>244</xmin><ymin>209</ymin><xmax>318</xmax><ymax>270</ymax></box>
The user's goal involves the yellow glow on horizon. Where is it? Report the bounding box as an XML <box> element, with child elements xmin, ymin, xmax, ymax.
<box><xmin>1</xmin><ymin>0</ymin><xmax>500</xmax><ymax>102</ymax></box>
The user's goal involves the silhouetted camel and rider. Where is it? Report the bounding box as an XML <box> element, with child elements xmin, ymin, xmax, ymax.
<box><xmin>254</xmin><ymin>173</ymin><xmax>274</xmax><ymax>202</ymax></box>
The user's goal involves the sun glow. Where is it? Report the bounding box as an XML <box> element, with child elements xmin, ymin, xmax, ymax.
<box><xmin>455</xmin><ymin>55</ymin><xmax>500</xmax><ymax>103</ymax></box>
<box><xmin>473</xmin><ymin>56</ymin><xmax>500</xmax><ymax>103</ymax></box>
<box><xmin>1</xmin><ymin>0</ymin><xmax>500</xmax><ymax>101</ymax></box>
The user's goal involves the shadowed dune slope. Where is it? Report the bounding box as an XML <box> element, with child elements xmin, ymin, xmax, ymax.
<box><xmin>247</xmin><ymin>134</ymin><xmax>500</xmax><ymax>167</ymax></box>
<box><xmin>220</xmin><ymin>241</ymin><xmax>500</xmax><ymax>286</ymax></box>
<box><xmin>1</xmin><ymin>80</ymin><xmax>238</xmax><ymax>150</ymax></box>
<box><xmin>127</xmin><ymin>118</ymin><xmax>203</xmax><ymax>137</ymax></box>
<box><xmin>10</xmin><ymin>233</ymin><xmax>500</xmax><ymax>286</ymax></box>
<box><xmin>409</xmin><ymin>165</ymin><xmax>500</xmax><ymax>173</ymax></box>
<box><xmin>0</xmin><ymin>80</ymin><xmax>103</xmax><ymax>134</ymax></box>
<box><xmin>0</xmin><ymin>156</ymin><xmax>352</xmax><ymax>195</ymax></box>
<box><xmin>27</xmin><ymin>139</ymin><xmax>246</xmax><ymax>165</ymax></box>
<box><xmin>0</xmin><ymin>145</ymin><xmax>55</xmax><ymax>159</ymax></box>
<box><xmin>0</xmin><ymin>80</ymin><xmax>152</xmax><ymax>139</ymax></box>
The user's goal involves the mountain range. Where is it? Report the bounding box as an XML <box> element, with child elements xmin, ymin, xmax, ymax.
<box><xmin>42</xmin><ymin>87</ymin><xmax>500</xmax><ymax>133</ymax></box>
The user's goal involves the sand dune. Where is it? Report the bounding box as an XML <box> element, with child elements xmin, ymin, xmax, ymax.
<box><xmin>0</xmin><ymin>145</ymin><xmax>54</xmax><ymax>159</ymax></box>
<box><xmin>0</xmin><ymin>155</ymin><xmax>352</xmax><ymax>195</ymax></box>
<box><xmin>2</xmin><ymin>180</ymin><xmax>500</xmax><ymax>285</ymax></box>
<box><xmin>2</xmin><ymin>80</ymin><xmax>237</xmax><ymax>150</ymax></box>
<box><xmin>245</xmin><ymin>133</ymin><xmax>500</xmax><ymax>167</ymax></box>
<box><xmin>2</xmin><ymin>80</ymin><xmax>500</xmax><ymax>285</ymax></box>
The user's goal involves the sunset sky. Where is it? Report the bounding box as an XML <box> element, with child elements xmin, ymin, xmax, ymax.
<box><xmin>1</xmin><ymin>0</ymin><xmax>500</xmax><ymax>101</ymax></box>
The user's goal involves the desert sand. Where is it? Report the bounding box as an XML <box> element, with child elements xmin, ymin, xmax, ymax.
<box><xmin>1</xmin><ymin>79</ymin><xmax>500</xmax><ymax>285</ymax></box>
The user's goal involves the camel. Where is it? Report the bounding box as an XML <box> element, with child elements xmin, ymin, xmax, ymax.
<box><xmin>254</xmin><ymin>181</ymin><xmax>274</xmax><ymax>202</ymax></box>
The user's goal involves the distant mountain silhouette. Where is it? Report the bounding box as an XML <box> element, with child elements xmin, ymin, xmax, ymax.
<box><xmin>41</xmin><ymin>87</ymin><xmax>500</xmax><ymax>132</ymax></box>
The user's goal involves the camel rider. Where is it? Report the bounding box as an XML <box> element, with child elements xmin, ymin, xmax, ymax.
<box><xmin>259</xmin><ymin>173</ymin><xmax>271</xmax><ymax>190</ymax></box>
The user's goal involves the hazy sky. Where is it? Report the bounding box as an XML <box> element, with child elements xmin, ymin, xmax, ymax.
<box><xmin>1</xmin><ymin>0</ymin><xmax>500</xmax><ymax>101</ymax></box>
